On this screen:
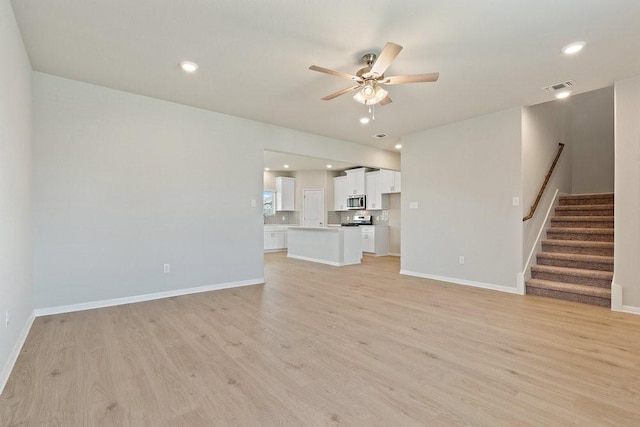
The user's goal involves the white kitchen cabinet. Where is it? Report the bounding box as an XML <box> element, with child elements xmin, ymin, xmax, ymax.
<box><xmin>264</xmin><ymin>227</ymin><xmax>287</xmax><ymax>251</ymax></box>
<box><xmin>380</xmin><ymin>169</ymin><xmax>401</xmax><ymax>193</ymax></box>
<box><xmin>333</xmin><ymin>176</ymin><xmax>348</xmax><ymax>211</ymax></box>
<box><xmin>276</xmin><ymin>177</ymin><xmax>295</xmax><ymax>211</ymax></box>
<box><xmin>345</xmin><ymin>168</ymin><xmax>366</xmax><ymax>195</ymax></box>
<box><xmin>360</xmin><ymin>225</ymin><xmax>389</xmax><ymax>255</ymax></box>
<box><xmin>365</xmin><ymin>171</ymin><xmax>389</xmax><ymax>211</ymax></box>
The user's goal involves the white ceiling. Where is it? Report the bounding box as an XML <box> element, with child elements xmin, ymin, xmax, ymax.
<box><xmin>264</xmin><ymin>151</ymin><xmax>359</xmax><ymax>173</ymax></box>
<box><xmin>11</xmin><ymin>0</ymin><xmax>640</xmax><ymax>151</ymax></box>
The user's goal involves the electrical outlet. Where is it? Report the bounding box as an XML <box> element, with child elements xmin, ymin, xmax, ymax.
<box><xmin>163</xmin><ymin>264</ymin><xmax>170</xmax><ymax>273</ymax></box>
<box><xmin>5</xmin><ymin>310</ymin><xmax>9</xmax><ymax>327</ymax></box>
<box><xmin>459</xmin><ymin>256</ymin><xmax>465</xmax><ymax>265</ymax></box>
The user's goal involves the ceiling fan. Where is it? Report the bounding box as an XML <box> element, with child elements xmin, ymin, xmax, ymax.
<box><xmin>309</xmin><ymin>42</ymin><xmax>439</xmax><ymax>106</ymax></box>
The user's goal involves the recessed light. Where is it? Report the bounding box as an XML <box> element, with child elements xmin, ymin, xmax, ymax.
<box><xmin>562</xmin><ymin>41</ymin><xmax>586</xmax><ymax>55</ymax></box>
<box><xmin>326</xmin><ymin>164</ymin><xmax>333</xmax><ymax>169</ymax></box>
<box><xmin>395</xmin><ymin>144</ymin><xmax>402</xmax><ymax>149</ymax></box>
<box><xmin>555</xmin><ymin>90</ymin><xmax>572</xmax><ymax>99</ymax></box>
<box><xmin>179</xmin><ymin>60</ymin><xmax>198</xmax><ymax>73</ymax></box>
<box><xmin>360</xmin><ymin>117</ymin><xmax>370</xmax><ymax>125</ymax></box>
<box><xmin>264</xmin><ymin>167</ymin><xmax>270</xmax><ymax>171</ymax></box>
<box><xmin>283</xmin><ymin>164</ymin><xmax>289</xmax><ymax>168</ymax></box>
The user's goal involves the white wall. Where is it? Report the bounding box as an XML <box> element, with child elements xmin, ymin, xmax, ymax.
<box><xmin>0</xmin><ymin>0</ymin><xmax>33</xmax><ymax>390</ymax></box>
<box><xmin>401</xmin><ymin>108</ymin><xmax>523</xmax><ymax>291</ymax></box>
<box><xmin>571</xmin><ymin>87</ymin><xmax>614</xmax><ymax>193</ymax></box>
<box><xmin>613</xmin><ymin>75</ymin><xmax>640</xmax><ymax>311</ymax></box>
<box><xmin>521</xmin><ymin>100</ymin><xmax>572</xmax><ymax>265</ymax></box>
<box><xmin>32</xmin><ymin>73</ymin><xmax>399</xmax><ymax>310</ymax></box>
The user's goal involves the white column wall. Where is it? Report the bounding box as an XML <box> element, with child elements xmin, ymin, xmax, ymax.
<box><xmin>0</xmin><ymin>0</ymin><xmax>33</xmax><ymax>391</ymax></box>
<box><xmin>613</xmin><ymin>75</ymin><xmax>640</xmax><ymax>311</ymax></box>
<box><xmin>401</xmin><ymin>108</ymin><xmax>522</xmax><ymax>291</ymax></box>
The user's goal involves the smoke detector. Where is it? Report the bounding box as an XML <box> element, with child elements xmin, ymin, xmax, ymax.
<box><xmin>372</xmin><ymin>133</ymin><xmax>388</xmax><ymax>139</ymax></box>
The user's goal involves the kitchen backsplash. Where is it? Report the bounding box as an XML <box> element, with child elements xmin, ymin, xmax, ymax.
<box><xmin>329</xmin><ymin>210</ymin><xmax>390</xmax><ymax>225</ymax></box>
<box><xmin>264</xmin><ymin>211</ymin><xmax>300</xmax><ymax>225</ymax></box>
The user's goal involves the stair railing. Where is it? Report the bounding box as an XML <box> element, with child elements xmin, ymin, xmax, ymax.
<box><xmin>523</xmin><ymin>142</ymin><xmax>565</xmax><ymax>222</ymax></box>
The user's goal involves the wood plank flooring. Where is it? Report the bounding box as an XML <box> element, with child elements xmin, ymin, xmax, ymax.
<box><xmin>2</xmin><ymin>253</ymin><xmax>640</xmax><ymax>426</ymax></box>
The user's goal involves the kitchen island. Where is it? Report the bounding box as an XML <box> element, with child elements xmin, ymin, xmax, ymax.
<box><xmin>287</xmin><ymin>226</ymin><xmax>362</xmax><ymax>266</ymax></box>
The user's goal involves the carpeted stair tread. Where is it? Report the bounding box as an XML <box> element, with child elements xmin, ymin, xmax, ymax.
<box><xmin>531</xmin><ymin>264</ymin><xmax>613</xmax><ymax>279</ymax></box>
<box><xmin>558</xmin><ymin>193</ymin><xmax>614</xmax><ymax>206</ymax></box>
<box><xmin>546</xmin><ymin>227</ymin><xmax>614</xmax><ymax>242</ymax></box>
<box><xmin>526</xmin><ymin>278</ymin><xmax>611</xmax><ymax>298</ymax></box>
<box><xmin>531</xmin><ymin>265</ymin><xmax>613</xmax><ymax>288</ymax></box>
<box><xmin>555</xmin><ymin>204</ymin><xmax>614</xmax><ymax>216</ymax></box>
<box><xmin>536</xmin><ymin>252</ymin><xmax>613</xmax><ymax>271</ymax></box>
<box><xmin>541</xmin><ymin>239</ymin><xmax>613</xmax><ymax>248</ymax></box>
<box><xmin>550</xmin><ymin>216</ymin><xmax>614</xmax><ymax>228</ymax></box>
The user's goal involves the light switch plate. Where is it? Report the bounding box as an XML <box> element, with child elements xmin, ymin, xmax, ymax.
<box><xmin>512</xmin><ymin>197</ymin><xmax>520</xmax><ymax>206</ymax></box>
<box><xmin>409</xmin><ymin>202</ymin><xmax>419</xmax><ymax>209</ymax></box>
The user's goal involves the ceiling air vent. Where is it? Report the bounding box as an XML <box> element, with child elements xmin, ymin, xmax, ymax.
<box><xmin>543</xmin><ymin>80</ymin><xmax>574</xmax><ymax>93</ymax></box>
<box><xmin>372</xmin><ymin>133</ymin><xmax>388</xmax><ymax>139</ymax></box>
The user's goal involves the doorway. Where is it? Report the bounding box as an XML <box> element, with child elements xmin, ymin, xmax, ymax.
<box><xmin>302</xmin><ymin>189</ymin><xmax>324</xmax><ymax>227</ymax></box>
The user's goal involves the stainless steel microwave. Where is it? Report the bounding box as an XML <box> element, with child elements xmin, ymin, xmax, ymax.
<box><xmin>346</xmin><ymin>195</ymin><xmax>366</xmax><ymax>210</ymax></box>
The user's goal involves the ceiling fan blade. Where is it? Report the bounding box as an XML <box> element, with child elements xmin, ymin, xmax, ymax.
<box><xmin>309</xmin><ymin>65</ymin><xmax>359</xmax><ymax>81</ymax></box>
<box><xmin>321</xmin><ymin>85</ymin><xmax>361</xmax><ymax>100</ymax></box>
<box><xmin>369</xmin><ymin>42</ymin><xmax>403</xmax><ymax>77</ymax></box>
<box><xmin>379</xmin><ymin>95</ymin><xmax>393</xmax><ymax>106</ymax></box>
<box><xmin>382</xmin><ymin>73</ymin><xmax>440</xmax><ymax>85</ymax></box>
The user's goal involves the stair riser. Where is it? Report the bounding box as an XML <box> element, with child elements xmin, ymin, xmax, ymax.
<box><xmin>526</xmin><ymin>287</ymin><xmax>610</xmax><ymax>307</ymax></box>
<box><xmin>546</xmin><ymin>231</ymin><xmax>613</xmax><ymax>242</ymax></box>
<box><xmin>541</xmin><ymin>243</ymin><xmax>613</xmax><ymax>256</ymax></box>
<box><xmin>531</xmin><ymin>270</ymin><xmax>612</xmax><ymax>288</ymax></box>
<box><xmin>554</xmin><ymin>208</ymin><xmax>614</xmax><ymax>217</ymax></box>
<box><xmin>551</xmin><ymin>220</ymin><xmax>614</xmax><ymax>228</ymax></box>
<box><xmin>559</xmin><ymin>197</ymin><xmax>614</xmax><ymax>206</ymax></box>
<box><xmin>536</xmin><ymin>258</ymin><xmax>614</xmax><ymax>272</ymax></box>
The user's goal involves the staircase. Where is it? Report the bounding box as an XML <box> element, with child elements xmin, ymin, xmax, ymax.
<box><xmin>526</xmin><ymin>193</ymin><xmax>614</xmax><ymax>307</ymax></box>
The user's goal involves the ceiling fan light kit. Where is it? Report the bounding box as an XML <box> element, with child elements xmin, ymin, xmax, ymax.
<box><xmin>309</xmin><ymin>42</ymin><xmax>439</xmax><ymax>111</ymax></box>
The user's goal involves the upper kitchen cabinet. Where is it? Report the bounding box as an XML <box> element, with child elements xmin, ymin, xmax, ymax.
<box><xmin>345</xmin><ymin>167</ymin><xmax>366</xmax><ymax>195</ymax></box>
<box><xmin>365</xmin><ymin>171</ymin><xmax>389</xmax><ymax>210</ymax></box>
<box><xmin>276</xmin><ymin>177</ymin><xmax>295</xmax><ymax>211</ymax></box>
<box><xmin>333</xmin><ymin>176</ymin><xmax>347</xmax><ymax>211</ymax></box>
<box><xmin>380</xmin><ymin>169</ymin><xmax>401</xmax><ymax>193</ymax></box>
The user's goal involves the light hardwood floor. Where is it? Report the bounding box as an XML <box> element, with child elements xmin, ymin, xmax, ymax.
<box><xmin>2</xmin><ymin>253</ymin><xmax>640</xmax><ymax>426</ymax></box>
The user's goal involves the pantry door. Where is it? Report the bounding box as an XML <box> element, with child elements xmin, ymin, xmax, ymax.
<box><xmin>302</xmin><ymin>189</ymin><xmax>324</xmax><ymax>227</ymax></box>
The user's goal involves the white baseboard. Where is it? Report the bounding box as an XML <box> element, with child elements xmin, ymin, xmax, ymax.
<box><xmin>34</xmin><ymin>278</ymin><xmax>264</xmax><ymax>317</ymax></box>
<box><xmin>400</xmin><ymin>270</ymin><xmax>521</xmax><ymax>295</ymax></box>
<box><xmin>621</xmin><ymin>305</ymin><xmax>640</xmax><ymax>316</ymax></box>
<box><xmin>387</xmin><ymin>252</ymin><xmax>401</xmax><ymax>257</ymax></box>
<box><xmin>1</xmin><ymin>311</ymin><xmax>35</xmax><ymax>395</ymax></box>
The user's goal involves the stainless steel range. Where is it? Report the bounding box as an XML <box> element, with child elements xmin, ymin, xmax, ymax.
<box><xmin>341</xmin><ymin>214</ymin><xmax>373</xmax><ymax>227</ymax></box>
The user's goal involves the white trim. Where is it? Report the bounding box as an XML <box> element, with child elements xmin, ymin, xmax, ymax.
<box><xmin>611</xmin><ymin>280</ymin><xmax>623</xmax><ymax>311</ymax></box>
<box><xmin>521</xmin><ymin>189</ymin><xmax>560</xmax><ymax>286</ymax></box>
<box><xmin>400</xmin><ymin>270</ymin><xmax>521</xmax><ymax>295</ymax></box>
<box><xmin>287</xmin><ymin>254</ymin><xmax>360</xmax><ymax>267</ymax></box>
<box><xmin>621</xmin><ymin>306</ymin><xmax>640</xmax><ymax>316</ymax></box>
<box><xmin>387</xmin><ymin>252</ymin><xmax>401</xmax><ymax>257</ymax></box>
<box><xmin>34</xmin><ymin>278</ymin><xmax>264</xmax><ymax>317</ymax></box>
<box><xmin>1</xmin><ymin>311</ymin><xmax>35</xmax><ymax>395</ymax></box>
<box><xmin>516</xmin><ymin>273</ymin><xmax>525</xmax><ymax>295</ymax></box>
